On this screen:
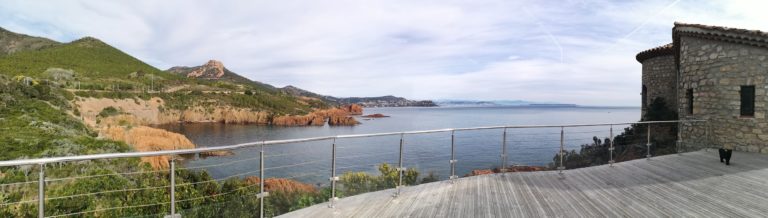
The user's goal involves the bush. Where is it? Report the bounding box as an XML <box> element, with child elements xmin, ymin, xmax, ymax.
<box><xmin>553</xmin><ymin>97</ymin><xmax>679</xmax><ymax>169</ymax></box>
<box><xmin>338</xmin><ymin>163</ymin><xmax>419</xmax><ymax>196</ymax></box>
<box><xmin>98</xmin><ymin>106</ymin><xmax>120</xmax><ymax>118</ymax></box>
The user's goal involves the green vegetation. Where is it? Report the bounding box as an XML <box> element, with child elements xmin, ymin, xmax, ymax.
<box><xmin>338</xmin><ymin>163</ymin><xmax>420</xmax><ymax>196</ymax></box>
<box><xmin>554</xmin><ymin>98</ymin><xmax>679</xmax><ymax>169</ymax></box>
<box><xmin>0</xmin><ymin>37</ymin><xmax>167</xmax><ymax>79</ymax></box>
<box><xmin>0</xmin><ymin>28</ymin><xmax>331</xmax><ymax>117</ymax></box>
<box><xmin>0</xmin><ymin>75</ymin><xmax>383</xmax><ymax>217</ymax></box>
<box><xmin>0</xmin><ymin>28</ymin><xmax>350</xmax><ymax>217</ymax></box>
<box><xmin>98</xmin><ymin>106</ymin><xmax>120</xmax><ymax>118</ymax></box>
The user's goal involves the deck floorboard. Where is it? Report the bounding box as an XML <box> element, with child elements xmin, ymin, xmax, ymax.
<box><xmin>280</xmin><ymin>150</ymin><xmax>768</xmax><ymax>218</ymax></box>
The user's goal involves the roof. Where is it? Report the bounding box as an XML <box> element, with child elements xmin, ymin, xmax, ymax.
<box><xmin>673</xmin><ymin>22</ymin><xmax>768</xmax><ymax>41</ymax></box>
<box><xmin>635</xmin><ymin>43</ymin><xmax>674</xmax><ymax>62</ymax></box>
<box><xmin>635</xmin><ymin>22</ymin><xmax>768</xmax><ymax>65</ymax></box>
<box><xmin>671</xmin><ymin>22</ymin><xmax>768</xmax><ymax>68</ymax></box>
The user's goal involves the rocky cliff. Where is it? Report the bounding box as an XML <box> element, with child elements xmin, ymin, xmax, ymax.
<box><xmin>76</xmin><ymin>97</ymin><xmax>361</xmax><ymax>126</ymax></box>
<box><xmin>272</xmin><ymin>105</ymin><xmax>362</xmax><ymax>126</ymax></box>
<box><xmin>98</xmin><ymin>116</ymin><xmax>195</xmax><ymax>169</ymax></box>
<box><xmin>168</xmin><ymin>60</ymin><xmax>227</xmax><ymax>80</ymax></box>
<box><xmin>76</xmin><ymin>97</ymin><xmax>272</xmax><ymax>125</ymax></box>
<box><xmin>342</xmin><ymin>104</ymin><xmax>363</xmax><ymax>115</ymax></box>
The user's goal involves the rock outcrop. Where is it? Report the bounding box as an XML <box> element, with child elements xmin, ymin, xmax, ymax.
<box><xmin>76</xmin><ymin>98</ymin><xmax>360</xmax><ymax>126</ymax></box>
<box><xmin>362</xmin><ymin>113</ymin><xmax>389</xmax><ymax>118</ymax></box>
<box><xmin>76</xmin><ymin>97</ymin><xmax>272</xmax><ymax>125</ymax></box>
<box><xmin>100</xmin><ymin>124</ymin><xmax>195</xmax><ymax>169</ymax></box>
<box><xmin>160</xmin><ymin>106</ymin><xmax>271</xmax><ymax>124</ymax></box>
<box><xmin>166</xmin><ymin>60</ymin><xmax>276</xmax><ymax>88</ymax></box>
<box><xmin>342</xmin><ymin>104</ymin><xmax>363</xmax><ymax>115</ymax></box>
<box><xmin>272</xmin><ymin>104</ymin><xmax>362</xmax><ymax>126</ymax></box>
<box><xmin>168</xmin><ymin>60</ymin><xmax>226</xmax><ymax>79</ymax></box>
<box><xmin>271</xmin><ymin>114</ymin><xmax>325</xmax><ymax>126</ymax></box>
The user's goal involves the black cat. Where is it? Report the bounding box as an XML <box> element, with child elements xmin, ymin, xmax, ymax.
<box><xmin>719</xmin><ymin>148</ymin><xmax>732</xmax><ymax>165</ymax></box>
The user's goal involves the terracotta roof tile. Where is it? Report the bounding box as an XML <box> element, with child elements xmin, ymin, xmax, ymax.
<box><xmin>636</xmin><ymin>43</ymin><xmax>674</xmax><ymax>62</ymax></box>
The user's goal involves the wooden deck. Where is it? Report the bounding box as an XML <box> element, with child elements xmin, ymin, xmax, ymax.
<box><xmin>281</xmin><ymin>150</ymin><xmax>768</xmax><ymax>217</ymax></box>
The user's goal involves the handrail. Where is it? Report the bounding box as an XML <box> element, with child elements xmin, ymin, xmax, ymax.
<box><xmin>0</xmin><ymin>120</ymin><xmax>705</xmax><ymax>167</ymax></box>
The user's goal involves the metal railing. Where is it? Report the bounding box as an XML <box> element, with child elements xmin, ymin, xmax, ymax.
<box><xmin>0</xmin><ymin>119</ymin><xmax>708</xmax><ymax>217</ymax></box>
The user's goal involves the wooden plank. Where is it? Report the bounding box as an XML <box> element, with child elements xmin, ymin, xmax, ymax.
<box><xmin>278</xmin><ymin>150</ymin><xmax>768</xmax><ymax>218</ymax></box>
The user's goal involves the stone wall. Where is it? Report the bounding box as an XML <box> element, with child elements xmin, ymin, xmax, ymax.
<box><xmin>677</xmin><ymin>36</ymin><xmax>768</xmax><ymax>154</ymax></box>
<box><xmin>641</xmin><ymin>55</ymin><xmax>677</xmax><ymax>118</ymax></box>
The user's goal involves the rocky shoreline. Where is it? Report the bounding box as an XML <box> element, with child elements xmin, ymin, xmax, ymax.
<box><xmin>76</xmin><ymin>97</ymin><xmax>364</xmax><ymax>126</ymax></box>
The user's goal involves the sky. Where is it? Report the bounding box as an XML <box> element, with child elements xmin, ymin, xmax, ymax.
<box><xmin>1</xmin><ymin>0</ymin><xmax>767</xmax><ymax>106</ymax></box>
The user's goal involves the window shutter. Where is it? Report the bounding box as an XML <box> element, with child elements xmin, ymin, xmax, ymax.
<box><xmin>740</xmin><ymin>86</ymin><xmax>755</xmax><ymax>116</ymax></box>
<box><xmin>686</xmin><ymin>89</ymin><xmax>693</xmax><ymax>114</ymax></box>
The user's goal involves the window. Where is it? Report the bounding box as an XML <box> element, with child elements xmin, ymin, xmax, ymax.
<box><xmin>740</xmin><ymin>85</ymin><xmax>755</xmax><ymax>117</ymax></box>
<box><xmin>642</xmin><ymin>85</ymin><xmax>647</xmax><ymax>108</ymax></box>
<box><xmin>686</xmin><ymin>89</ymin><xmax>694</xmax><ymax>114</ymax></box>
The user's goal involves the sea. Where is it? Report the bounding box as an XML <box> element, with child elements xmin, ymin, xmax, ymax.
<box><xmin>158</xmin><ymin>106</ymin><xmax>639</xmax><ymax>186</ymax></box>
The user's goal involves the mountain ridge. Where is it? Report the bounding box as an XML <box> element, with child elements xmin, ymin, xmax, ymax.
<box><xmin>279</xmin><ymin>85</ymin><xmax>437</xmax><ymax>107</ymax></box>
<box><xmin>0</xmin><ymin>27</ymin><xmax>61</xmax><ymax>56</ymax></box>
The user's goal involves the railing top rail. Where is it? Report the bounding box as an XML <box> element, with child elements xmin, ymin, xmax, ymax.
<box><xmin>0</xmin><ymin>119</ymin><xmax>705</xmax><ymax>167</ymax></box>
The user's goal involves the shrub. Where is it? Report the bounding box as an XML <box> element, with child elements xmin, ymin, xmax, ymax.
<box><xmin>98</xmin><ymin>106</ymin><xmax>120</xmax><ymax>118</ymax></box>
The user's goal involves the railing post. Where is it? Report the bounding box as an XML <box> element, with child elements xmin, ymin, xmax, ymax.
<box><xmin>394</xmin><ymin>133</ymin><xmax>405</xmax><ymax>197</ymax></box>
<box><xmin>646</xmin><ymin>123</ymin><xmax>652</xmax><ymax>159</ymax></box>
<box><xmin>609</xmin><ymin>125</ymin><xmax>615</xmax><ymax>166</ymax></box>
<box><xmin>677</xmin><ymin>122</ymin><xmax>683</xmax><ymax>155</ymax></box>
<box><xmin>328</xmin><ymin>137</ymin><xmax>339</xmax><ymax>208</ymax></box>
<box><xmin>169</xmin><ymin>158</ymin><xmax>176</xmax><ymax>217</ymax></box>
<box><xmin>558</xmin><ymin>127</ymin><xmax>565</xmax><ymax>175</ymax></box>
<box><xmin>257</xmin><ymin>142</ymin><xmax>269</xmax><ymax>217</ymax></box>
<box><xmin>449</xmin><ymin>130</ymin><xmax>457</xmax><ymax>181</ymax></box>
<box><xmin>500</xmin><ymin>128</ymin><xmax>508</xmax><ymax>173</ymax></box>
<box><xmin>38</xmin><ymin>163</ymin><xmax>45</xmax><ymax>218</ymax></box>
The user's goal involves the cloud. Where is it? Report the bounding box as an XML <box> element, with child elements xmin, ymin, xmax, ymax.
<box><xmin>1</xmin><ymin>0</ymin><xmax>767</xmax><ymax>106</ymax></box>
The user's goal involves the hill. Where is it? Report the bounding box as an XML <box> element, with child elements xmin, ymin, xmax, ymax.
<box><xmin>166</xmin><ymin>59</ymin><xmax>277</xmax><ymax>92</ymax></box>
<box><xmin>0</xmin><ymin>27</ymin><xmax>60</xmax><ymax>56</ymax></box>
<box><xmin>0</xmin><ymin>36</ymin><xmax>170</xmax><ymax>79</ymax></box>
<box><xmin>279</xmin><ymin>85</ymin><xmax>437</xmax><ymax>107</ymax></box>
<box><xmin>0</xmin><ymin>27</ymin><xmax>345</xmax><ymax>119</ymax></box>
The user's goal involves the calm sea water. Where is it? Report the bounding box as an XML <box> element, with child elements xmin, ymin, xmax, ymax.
<box><xmin>159</xmin><ymin>106</ymin><xmax>639</xmax><ymax>186</ymax></box>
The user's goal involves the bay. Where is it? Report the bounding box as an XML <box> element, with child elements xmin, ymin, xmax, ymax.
<box><xmin>158</xmin><ymin>106</ymin><xmax>640</xmax><ymax>186</ymax></box>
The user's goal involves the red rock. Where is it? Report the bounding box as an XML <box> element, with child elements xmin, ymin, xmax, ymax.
<box><xmin>342</xmin><ymin>104</ymin><xmax>363</xmax><ymax>115</ymax></box>
<box><xmin>362</xmin><ymin>113</ymin><xmax>390</xmax><ymax>118</ymax></box>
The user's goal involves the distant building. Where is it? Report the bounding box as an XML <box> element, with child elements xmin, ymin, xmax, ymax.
<box><xmin>637</xmin><ymin>22</ymin><xmax>768</xmax><ymax>154</ymax></box>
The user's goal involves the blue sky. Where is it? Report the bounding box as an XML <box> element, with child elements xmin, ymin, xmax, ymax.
<box><xmin>1</xmin><ymin>0</ymin><xmax>766</xmax><ymax>106</ymax></box>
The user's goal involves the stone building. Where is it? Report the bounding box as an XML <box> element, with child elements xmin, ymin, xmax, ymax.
<box><xmin>637</xmin><ymin>43</ymin><xmax>676</xmax><ymax>117</ymax></box>
<box><xmin>637</xmin><ymin>22</ymin><xmax>768</xmax><ymax>154</ymax></box>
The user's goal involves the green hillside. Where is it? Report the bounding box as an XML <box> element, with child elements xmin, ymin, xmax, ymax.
<box><xmin>0</xmin><ymin>36</ymin><xmax>173</xmax><ymax>79</ymax></box>
<box><xmin>0</xmin><ymin>28</ymin><xmax>326</xmax><ymax>115</ymax></box>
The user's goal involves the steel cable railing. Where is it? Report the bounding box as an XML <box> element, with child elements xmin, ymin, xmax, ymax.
<box><xmin>0</xmin><ymin>120</ymin><xmax>708</xmax><ymax>218</ymax></box>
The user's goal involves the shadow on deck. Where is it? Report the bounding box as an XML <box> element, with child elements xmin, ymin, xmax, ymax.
<box><xmin>281</xmin><ymin>149</ymin><xmax>768</xmax><ymax>217</ymax></box>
